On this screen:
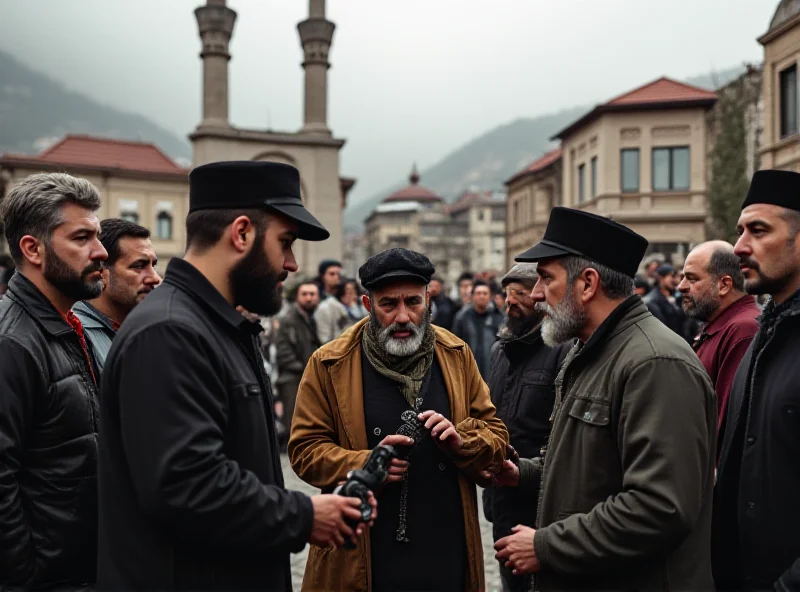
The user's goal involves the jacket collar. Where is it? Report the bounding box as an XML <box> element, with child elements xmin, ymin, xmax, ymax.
<box><xmin>759</xmin><ymin>288</ymin><xmax>800</xmax><ymax>328</ymax></box>
<box><xmin>702</xmin><ymin>294</ymin><xmax>758</xmax><ymax>337</ymax></box>
<box><xmin>163</xmin><ymin>258</ymin><xmax>263</xmax><ymax>337</ymax></box>
<box><xmin>73</xmin><ymin>300</ymin><xmax>116</xmax><ymax>332</ymax></box>
<box><xmin>317</xmin><ymin>317</ymin><xmax>464</xmax><ymax>365</ymax></box>
<box><xmin>6</xmin><ymin>272</ymin><xmax>74</xmax><ymax>337</ymax></box>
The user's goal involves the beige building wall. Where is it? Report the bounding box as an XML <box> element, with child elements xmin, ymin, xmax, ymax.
<box><xmin>760</xmin><ymin>13</ymin><xmax>800</xmax><ymax>171</ymax></box>
<box><xmin>466</xmin><ymin>203</ymin><xmax>506</xmax><ymax>272</ymax></box>
<box><xmin>560</xmin><ymin>108</ymin><xmax>709</xmax><ymax>255</ymax></box>
<box><xmin>1</xmin><ymin>166</ymin><xmax>188</xmax><ymax>267</ymax></box>
<box><xmin>505</xmin><ymin>163</ymin><xmax>560</xmax><ymax>269</ymax></box>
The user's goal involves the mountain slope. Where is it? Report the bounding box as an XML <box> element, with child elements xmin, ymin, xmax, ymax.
<box><xmin>0</xmin><ymin>49</ymin><xmax>190</xmax><ymax>161</ymax></box>
<box><xmin>344</xmin><ymin>64</ymin><xmax>748</xmax><ymax>229</ymax></box>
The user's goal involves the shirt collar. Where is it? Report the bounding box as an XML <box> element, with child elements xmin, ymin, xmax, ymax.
<box><xmin>163</xmin><ymin>258</ymin><xmax>264</xmax><ymax>336</ymax></box>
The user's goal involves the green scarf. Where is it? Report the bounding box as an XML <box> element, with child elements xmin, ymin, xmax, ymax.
<box><xmin>362</xmin><ymin>320</ymin><xmax>436</xmax><ymax>408</ymax></box>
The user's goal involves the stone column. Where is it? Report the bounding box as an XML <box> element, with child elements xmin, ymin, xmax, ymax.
<box><xmin>298</xmin><ymin>0</ymin><xmax>335</xmax><ymax>135</ymax></box>
<box><xmin>195</xmin><ymin>0</ymin><xmax>236</xmax><ymax>128</ymax></box>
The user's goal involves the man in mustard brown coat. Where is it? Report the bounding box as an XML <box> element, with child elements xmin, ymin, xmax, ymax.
<box><xmin>289</xmin><ymin>248</ymin><xmax>509</xmax><ymax>591</ymax></box>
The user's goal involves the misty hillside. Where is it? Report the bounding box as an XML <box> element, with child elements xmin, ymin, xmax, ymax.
<box><xmin>0</xmin><ymin>50</ymin><xmax>190</xmax><ymax>161</ymax></box>
<box><xmin>344</xmin><ymin>65</ymin><xmax>748</xmax><ymax>229</ymax></box>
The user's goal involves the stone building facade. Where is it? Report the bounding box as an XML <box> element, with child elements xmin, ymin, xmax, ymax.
<box><xmin>0</xmin><ymin>135</ymin><xmax>189</xmax><ymax>264</ymax></box>
<box><xmin>191</xmin><ymin>0</ymin><xmax>354</xmax><ymax>274</ymax></box>
<box><xmin>759</xmin><ymin>0</ymin><xmax>800</xmax><ymax>173</ymax></box>
<box><xmin>504</xmin><ymin>148</ymin><xmax>562</xmax><ymax>267</ymax></box>
<box><xmin>448</xmin><ymin>190</ymin><xmax>507</xmax><ymax>275</ymax></box>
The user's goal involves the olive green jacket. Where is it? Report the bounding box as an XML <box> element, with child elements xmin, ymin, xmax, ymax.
<box><xmin>518</xmin><ymin>297</ymin><xmax>716</xmax><ymax>591</ymax></box>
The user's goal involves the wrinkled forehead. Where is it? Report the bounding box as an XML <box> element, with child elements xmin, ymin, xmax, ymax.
<box><xmin>371</xmin><ymin>280</ymin><xmax>427</xmax><ymax>300</ymax></box>
<box><xmin>738</xmin><ymin>203</ymin><xmax>788</xmax><ymax>227</ymax></box>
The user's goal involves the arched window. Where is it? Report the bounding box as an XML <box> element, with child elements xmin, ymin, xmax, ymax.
<box><xmin>121</xmin><ymin>211</ymin><xmax>139</xmax><ymax>224</ymax></box>
<box><xmin>156</xmin><ymin>212</ymin><xmax>173</xmax><ymax>240</ymax></box>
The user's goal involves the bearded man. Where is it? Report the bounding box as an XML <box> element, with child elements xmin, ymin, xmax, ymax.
<box><xmin>0</xmin><ymin>172</ymin><xmax>108</xmax><ymax>589</ymax></box>
<box><xmin>289</xmin><ymin>248</ymin><xmax>508</xmax><ymax>592</ymax></box>
<box><xmin>677</xmin><ymin>240</ymin><xmax>759</xmax><ymax>440</ymax></box>
<box><xmin>73</xmin><ymin>217</ymin><xmax>161</xmax><ymax>375</ymax></box>
<box><xmin>96</xmin><ymin>162</ymin><xmax>372</xmax><ymax>591</ymax></box>
<box><xmin>713</xmin><ymin>170</ymin><xmax>800</xmax><ymax>591</ymax></box>
<box><xmin>491</xmin><ymin>207</ymin><xmax>716</xmax><ymax>591</ymax></box>
<box><xmin>482</xmin><ymin>263</ymin><xmax>570</xmax><ymax>592</ymax></box>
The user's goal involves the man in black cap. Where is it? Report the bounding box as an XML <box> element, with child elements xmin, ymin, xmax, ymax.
<box><xmin>483</xmin><ymin>263</ymin><xmax>570</xmax><ymax>592</ymax></box>
<box><xmin>96</xmin><ymin>161</ymin><xmax>371</xmax><ymax>591</ymax></box>
<box><xmin>289</xmin><ymin>247</ymin><xmax>508</xmax><ymax>592</ymax></box>
<box><xmin>713</xmin><ymin>169</ymin><xmax>800</xmax><ymax>592</ymax></box>
<box><xmin>491</xmin><ymin>207</ymin><xmax>716</xmax><ymax>591</ymax></box>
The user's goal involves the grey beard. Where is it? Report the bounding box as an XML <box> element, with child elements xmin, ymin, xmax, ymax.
<box><xmin>535</xmin><ymin>296</ymin><xmax>586</xmax><ymax>347</ymax></box>
<box><xmin>369</xmin><ymin>307</ymin><xmax>430</xmax><ymax>357</ymax></box>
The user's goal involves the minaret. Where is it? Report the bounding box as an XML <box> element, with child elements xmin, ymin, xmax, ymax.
<box><xmin>297</xmin><ymin>0</ymin><xmax>335</xmax><ymax>135</ymax></box>
<box><xmin>194</xmin><ymin>0</ymin><xmax>237</xmax><ymax>128</ymax></box>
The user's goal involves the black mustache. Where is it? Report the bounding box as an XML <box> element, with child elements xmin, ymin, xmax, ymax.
<box><xmin>81</xmin><ymin>262</ymin><xmax>103</xmax><ymax>276</ymax></box>
<box><xmin>739</xmin><ymin>256</ymin><xmax>759</xmax><ymax>270</ymax></box>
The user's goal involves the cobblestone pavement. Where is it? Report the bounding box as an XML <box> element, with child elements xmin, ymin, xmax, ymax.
<box><xmin>282</xmin><ymin>454</ymin><xmax>502</xmax><ymax>591</ymax></box>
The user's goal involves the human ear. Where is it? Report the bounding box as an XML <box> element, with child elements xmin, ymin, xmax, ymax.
<box><xmin>19</xmin><ymin>235</ymin><xmax>43</xmax><ymax>267</ymax></box>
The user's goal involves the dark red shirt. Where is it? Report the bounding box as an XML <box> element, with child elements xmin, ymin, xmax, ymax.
<box><xmin>692</xmin><ymin>295</ymin><xmax>760</xmax><ymax>436</ymax></box>
<box><xmin>63</xmin><ymin>309</ymin><xmax>98</xmax><ymax>387</ymax></box>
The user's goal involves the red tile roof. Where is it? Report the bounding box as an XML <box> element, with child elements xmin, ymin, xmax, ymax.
<box><xmin>606</xmin><ymin>77</ymin><xmax>717</xmax><ymax>106</ymax></box>
<box><xmin>505</xmin><ymin>148</ymin><xmax>562</xmax><ymax>185</ymax></box>
<box><xmin>0</xmin><ymin>135</ymin><xmax>188</xmax><ymax>178</ymax></box>
<box><xmin>553</xmin><ymin>77</ymin><xmax>717</xmax><ymax>140</ymax></box>
<box><xmin>383</xmin><ymin>165</ymin><xmax>443</xmax><ymax>204</ymax></box>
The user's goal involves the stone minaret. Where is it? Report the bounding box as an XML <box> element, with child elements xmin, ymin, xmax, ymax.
<box><xmin>297</xmin><ymin>0</ymin><xmax>335</xmax><ymax>135</ymax></box>
<box><xmin>195</xmin><ymin>0</ymin><xmax>237</xmax><ymax>128</ymax></box>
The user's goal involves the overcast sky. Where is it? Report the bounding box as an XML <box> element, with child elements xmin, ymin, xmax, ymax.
<box><xmin>1</xmin><ymin>1</ymin><xmax>777</xmax><ymax>206</ymax></box>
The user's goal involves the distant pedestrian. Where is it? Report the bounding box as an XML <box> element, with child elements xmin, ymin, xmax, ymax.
<box><xmin>452</xmin><ymin>280</ymin><xmax>504</xmax><ymax>378</ymax></box>
<box><xmin>429</xmin><ymin>274</ymin><xmax>457</xmax><ymax>330</ymax></box>
<box><xmin>314</xmin><ymin>258</ymin><xmax>341</xmax><ymax>300</ymax></box>
<box><xmin>314</xmin><ymin>277</ymin><xmax>366</xmax><ymax>343</ymax></box>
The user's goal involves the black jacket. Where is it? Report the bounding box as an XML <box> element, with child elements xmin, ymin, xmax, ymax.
<box><xmin>96</xmin><ymin>258</ymin><xmax>314</xmax><ymax>591</ymax></box>
<box><xmin>483</xmin><ymin>328</ymin><xmax>569</xmax><ymax>539</ymax></box>
<box><xmin>275</xmin><ymin>305</ymin><xmax>320</xmax><ymax>385</ymax></box>
<box><xmin>0</xmin><ymin>273</ymin><xmax>99</xmax><ymax>589</ymax></box>
<box><xmin>713</xmin><ymin>291</ymin><xmax>800</xmax><ymax>591</ymax></box>
<box><xmin>644</xmin><ymin>288</ymin><xmax>692</xmax><ymax>341</ymax></box>
<box><xmin>451</xmin><ymin>305</ymin><xmax>504</xmax><ymax>379</ymax></box>
<box><xmin>431</xmin><ymin>293</ymin><xmax>458</xmax><ymax>331</ymax></box>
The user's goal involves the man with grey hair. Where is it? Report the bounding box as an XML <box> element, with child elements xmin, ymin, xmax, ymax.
<box><xmin>0</xmin><ymin>172</ymin><xmax>108</xmax><ymax>589</ymax></box>
<box><xmin>483</xmin><ymin>263</ymin><xmax>570</xmax><ymax>592</ymax></box>
<box><xmin>289</xmin><ymin>247</ymin><xmax>509</xmax><ymax>592</ymax></box>
<box><xmin>677</xmin><ymin>240</ymin><xmax>759</xmax><ymax>440</ymax></box>
<box><xmin>491</xmin><ymin>207</ymin><xmax>716</xmax><ymax>591</ymax></box>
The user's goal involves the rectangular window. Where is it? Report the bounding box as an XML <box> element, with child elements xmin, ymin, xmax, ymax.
<box><xmin>652</xmin><ymin>146</ymin><xmax>690</xmax><ymax>191</ymax></box>
<box><xmin>590</xmin><ymin>156</ymin><xmax>598</xmax><ymax>198</ymax></box>
<box><xmin>780</xmin><ymin>64</ymin><xmax>798</xmax><ymax>138</ymax></box>
<box><xmin>620</xmin><ymin>149</ymin><xmax>640</xmax><ymax>193</ymax></box>
<box><xmin>577</xmin><ymin>163</ymin><xmax>585</xmax><ymax>203</ymax></box>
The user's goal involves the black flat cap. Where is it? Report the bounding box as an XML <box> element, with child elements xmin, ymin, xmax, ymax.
<box><xmin>741</xmin><ymin>169</ymin><xmax>800</xmax><ymax>213</ymax></box>
<box><xmin>359</xmin><ymin>248</ymin><xmax>435</xmax><ymax>289</ymax></box>
<box><xmin>189</xmin><ymin>161</ymin><xmax>330</xmax><ymax>241</ymax></box>
<box><xmin>515</xmin><ymin>207</ymin><xmax>648</xmax><ymax>278</ymax></box>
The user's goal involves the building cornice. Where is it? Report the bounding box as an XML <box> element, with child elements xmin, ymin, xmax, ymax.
<box><xmin>0</xmin><ymin>155</ymin><xmax>189</xmax><ymax>183</ymax></box>
<box><xmin>758</xmin><ymin>11</ymin><xmax>800</xmax><ymax>45</ymax></box>
<box><xmin>189</xmin><ymin>124</ymin><xmax>346</xmax><ymax>149</ymax></box>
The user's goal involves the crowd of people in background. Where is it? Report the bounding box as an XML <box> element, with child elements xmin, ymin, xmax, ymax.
<box><xmin>0</xmin><ymin>163</ymin><xmax>798</xmax><ymax>592</ymax></box>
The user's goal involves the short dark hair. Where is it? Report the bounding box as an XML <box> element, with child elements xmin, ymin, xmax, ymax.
<box><xmin>707</xmin><ymin>248</ymin><xmax>745</xmax><ymax>292</ymax></box>
<box><xmin>471</xmin><ymin>279</ymin><xmax>489</xmax><ymax>295</ymax></box>
<box><xmin>185</xmin><ymin>208</ymin><xmax>269</xmax><ymax>253</ymax></box>
<box><xmin>430</xmin><ymin>275</ymin><xmax>444</xmax><ymax>285</ymax></box>
<box><xmin>292</xmin><ymin>280</ymin><xmax>319</xmax><ymax>301</ymax></box>
<box><xmin>99</xmin><ymin>218</ymin><xmax>151</xmax><ymax>267</ymax></box>
<box><xmin>782</xmin><ymin>209</ymin><xmax>800</xmax><ymax>238</ymax></box>
<box><xmin>336</xmin><ymin>278</ymin><xmax>359</xmax><ymax>301</ymax></box>
<box><xmin>457</xmin><ymin>272</ymin><xmax>474</xmax><ymax>284</ymax></box>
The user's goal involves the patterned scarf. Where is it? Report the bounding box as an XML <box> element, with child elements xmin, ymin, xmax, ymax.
<box><xmin>361</xmin><ymin>318</ymin><xmax>436</xmax><ymax>408</ymax></box>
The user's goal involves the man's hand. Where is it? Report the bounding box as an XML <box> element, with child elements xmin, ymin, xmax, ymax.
<box><xmin>378</xmin><ymin>435</ymin><xmax>414</xmax><ymax>483</ymax></box>
<box><xmin>479</xmin><ymin>459</ymin><xmax>519</xmax><ymax>488</ymax></box>
<box><xmin>309</xmin><ymin>494</ymin><xmax>370</xmax><ymax>548</ymax></box>
<box><xmin>418</xmin><ymin>410</ymin><xmax>462</xmax><ymax>452</ymax></box>
<box><xmin>495</xmin><ymin>525</ymin><xmax>541</xmax><ymax>575</ymax></box>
